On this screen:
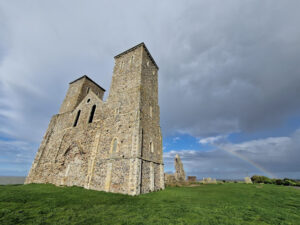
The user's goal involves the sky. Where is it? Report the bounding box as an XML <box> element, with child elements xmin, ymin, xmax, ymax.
<box><xmin>0</xmin><ymin>0</ymin><xmax>300</xmax><ymax>179</ymax></box>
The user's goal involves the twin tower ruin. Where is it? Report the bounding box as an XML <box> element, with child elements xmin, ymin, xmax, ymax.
<box><xmin>25</xmin><ymin>43</ymin><xmax>164</xmax><ymax>195</ymax></box>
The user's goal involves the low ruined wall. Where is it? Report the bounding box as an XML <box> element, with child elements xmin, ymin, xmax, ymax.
<box><xmin>164</xmin><ymin>173</ymin><xmax>176</xmax><ymax>185</ymax></box>
<box><xmin>188</xmin><ymin>176</ymin><xmax>197</xmax><ymax>182</ymax></box>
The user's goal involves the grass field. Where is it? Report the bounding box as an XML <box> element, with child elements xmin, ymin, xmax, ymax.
<box><xmin>0</xmin><ymin>183</ymin><xmax>299</xmax><ymax>225</ymax></box>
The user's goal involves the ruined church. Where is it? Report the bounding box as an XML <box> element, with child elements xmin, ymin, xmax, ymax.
<box><xmin>25</xmin><ymin>43</ymin><xmax>165</xmax><ymax>195</ymax></box>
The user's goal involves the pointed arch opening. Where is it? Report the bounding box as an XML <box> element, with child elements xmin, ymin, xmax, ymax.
<box><xmin>88</xmin><ymin>105</ymin><xmax>96</xmax><ymax>123</ymax></box>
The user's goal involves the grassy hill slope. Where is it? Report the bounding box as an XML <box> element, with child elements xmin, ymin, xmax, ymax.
<box><xmin>0</xmin><ymin>183</ymin><xmax>299</xmax><ymax>225</ymax></box>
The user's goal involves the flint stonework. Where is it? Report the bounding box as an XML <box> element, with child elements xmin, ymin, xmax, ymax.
<box><xmin>25</xmin><ymin>43</ymin><xmax>165</xmax><ymax>195</ymax></box>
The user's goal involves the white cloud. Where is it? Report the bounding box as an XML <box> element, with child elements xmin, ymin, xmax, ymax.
<box><xmin>0</xmin><ymin>139</ymin><xmax>37</xmax><ymax>176</ymax></box>
<box><xmin>172</xmin><ymin>137</ymin><xmax>181</xmax><ymax>143</ymax></box>
<box><xmin>199</xmin><ymin>135</ymin><xmax>227</xmax><ymax>145</ymax></box>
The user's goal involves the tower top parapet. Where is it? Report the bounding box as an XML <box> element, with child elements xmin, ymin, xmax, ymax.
<box><xmin>114</xmin><ymin>42</ymin><xmax>159</xmax><ymax>70</ymax></box>
<box><xmin>70</xmin><ymin>75</ymin><xmax>106</xmax><ymax>92</ymax></box>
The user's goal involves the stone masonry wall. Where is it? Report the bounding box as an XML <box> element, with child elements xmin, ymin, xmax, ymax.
<box><xmin>25</xmin><ymin>43</ymin><xmax>164</xmax><ymax>195</ymax></box>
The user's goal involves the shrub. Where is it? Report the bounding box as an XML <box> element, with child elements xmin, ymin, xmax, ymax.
<box><xmin>270</xmin><ymin>179</ymin><xmax>277</xmax><ymax>184</ymax></box>
<box><xmin>283</xmin><ymin>178</ymin><xmax>297</xmax><ymax>186</ymax></box>
<box><xmin>264</xmin><ymin>180</ymin><xmax>272</xmax><ymax>184</ymax></box>
<box><xmin>250</xmin><ymin>175</ymin><xmax>299</xmax><ymax>186</ymax></box>
<box><xmin>274</xmin><ymin>179</ymin><xmax>284</xmax><ymax>185</ymax></box>
<box><xmin>251</xmin><ymin>175</ymin><xmax>272</xmax><ymax>184</ymax></box>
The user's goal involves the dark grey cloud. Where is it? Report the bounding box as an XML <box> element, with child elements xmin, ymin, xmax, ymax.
<box><xmin>158</xmin><ymin>0</ymin><xmax>300</xmax><ymax>137</ymax></box>
<box><xmin>1</xmin><ymin>1</ymin><xmax>300</xmax><ymax>176</ymax></box>
<box><xmin>165</xmin><ymin>130</ymin><xmax>300</xmax><ymax>179</ymax></box>
<box><xmin>1</xmin><ymin>1</ymin><xmax>300</xmax><ymax>141</ymax></box>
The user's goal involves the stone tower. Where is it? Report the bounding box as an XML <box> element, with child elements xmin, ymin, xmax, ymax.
<box><xmin>25</xmin><ymin>43</ymin><xmax>164</xmax><ymax>195</ymax></box>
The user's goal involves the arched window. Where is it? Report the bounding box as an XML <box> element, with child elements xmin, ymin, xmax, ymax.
<box><xmin>150</xmin><ymin>141</ymin><xmax>154</xmax><ymax>153</ymax></box>
<box><xmin>88</xmin><ymin>105</ymin><xmax>96</xmax><ymax>123</ymax></box>
<box><xmin>150</xmin><ymin>106</ymin><xmax>152</xmax><ymax>118</ymax></box>
<box><xmin>73</xmin><ymin>110</ymin><xmax>81</xmax><ymax>127</ymax></box>
<box><xmin>111</xmin><ymin>138</ymin><xmax>118</xmax><ymax>155</ymax></box>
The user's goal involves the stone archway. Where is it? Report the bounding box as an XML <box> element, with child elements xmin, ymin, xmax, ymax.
<box><xmin>58</xmin><ymin>142</ymin><xmax>88</xmax><ymax>187</ymax></box>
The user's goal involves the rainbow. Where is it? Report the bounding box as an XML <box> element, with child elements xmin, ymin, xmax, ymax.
<box><xmin>223</xmin><ymin>149</ymin><xmax>277</xmax><ymax>178</ymax></box>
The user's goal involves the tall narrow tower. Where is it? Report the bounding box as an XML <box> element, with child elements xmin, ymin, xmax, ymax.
<box><xmin>108</xmin><ymin>43</ymin><xmax>164</xmax><ymax>194</ymax></box>
<box><xmin>25</xmin><ymin>43</ymin><xmax>164</xmax><ymax>195</ymax></box>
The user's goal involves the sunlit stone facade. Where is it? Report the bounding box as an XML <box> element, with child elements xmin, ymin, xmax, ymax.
<box><xmin>25</xmin><ymin>43</ymin><xmax>164</xmax><ymax>195</ymax></box>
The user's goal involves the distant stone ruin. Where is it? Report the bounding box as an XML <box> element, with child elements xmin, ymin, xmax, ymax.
<box><xmin>188</xmin><ymin>176</ymin><xmax>197</xmax><ymax>182</ymax></box>
<box><xmin>244</xmin><ymin>177</ymin><xmax>252</xmax><ymax>184</ymax></box>
<box><xmin>164</xmin><ymin>173</ymin><xmax>177</xmax><ymax>184</ymax></box>
<box><xmin>202</xmin><ymin>177</ymin><xmax>217</xmax><ymax>184</ymax></box>
<box><xmin>174</xmin><ymin>154</ymin><xmax>186</xmax><ymax>182</ymax></box>
<box><xmin>164</xmin><ymin>154</ymin><xmax>186</xmax><ymax>185</ymax></box>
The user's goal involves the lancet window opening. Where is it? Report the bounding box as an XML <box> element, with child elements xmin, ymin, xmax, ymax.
<box><xmin>88</xmin><ymin>105</ymin><xmax>96</xmax><ymax>123</ymax></box>
<box><xmin>73</xmin><ymin>110</ymin><xmax>81</xmax><ymax>127</ymax></box>
<box><xmin>141</xmin><ymin>129</ymin><xmax>144</xmax><ymax>157</ymax></box>
<box><xmin>110</xmin><ymin>138</ymin><xmax>118</xmax><ymax>155</ymax></box>
<box><xmin>150</xmin><ymin>141</ymin><xmax>154</xmax><ymax>153</ymax></box>
<box><xmin>150</xmin><ymin>106</ymin><xmax>152</xmax><ymax>118</ymax></box>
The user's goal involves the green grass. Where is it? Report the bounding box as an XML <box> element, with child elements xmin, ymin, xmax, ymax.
<box><xmin>0</xmin><ymin>183</ymin><xmax>299</xmax><ymax>225</ymax></box>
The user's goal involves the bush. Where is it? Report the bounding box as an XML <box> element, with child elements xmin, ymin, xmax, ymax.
<box><xmin>274</xmin><ymin>179</ymin><xmax>284</xmax><ymax>185</ymax></box>
<box><xmin>251</xmin><ymin>175</ymin><xmax>272</xmax><ymax>184</ymax></box>
<box><xmin>283</xmin><ymin>178</ymin><xmax>297</xmax><ymax>186</ymax></box>
<box><xmin>264</xmin><ymin>179</ymin><xmax>273</xmax><ymax>184</ymax></box>
<box><xmin>250</xmin><ymin>175</ymin><xmax>299</xmax><ymax>186</ymax></box>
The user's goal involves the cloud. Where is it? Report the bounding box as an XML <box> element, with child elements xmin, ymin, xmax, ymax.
<box><xmin>0</xmin><ymin>1</ymin><xmax>300</xmax><ymax>142</ymax></box>
<box><xmin>1</xmin><ymin>1</ymin><xmax>300</xmax><ymax>176</ymax></box>
<box><xmin>164</xmin><ymin>130</ymin><xmax>300</xmax><ymax>179</ymax></box>
<box><xmin>218</xmin><ymin>134</ymin><xmax>300</xmax><ymax>175</ymax></box>
<box><xmin>199</xmin><ymin>135</ymin><xmax>227</xmax><ymax>145</ymax></box>
<box><xmin>159</xmin><ymin>1</ymin><xmax>300</xmax><ymax>137</ymax></box>
<box><xmin>0</xmin><ymin>139</ymin><xmax>37</xmax><ymax>176</ymax></box>
<box><xmin>172</xmin><ymin>137</ymin><xmax>181</xmax><ymax>143</ymax></box>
